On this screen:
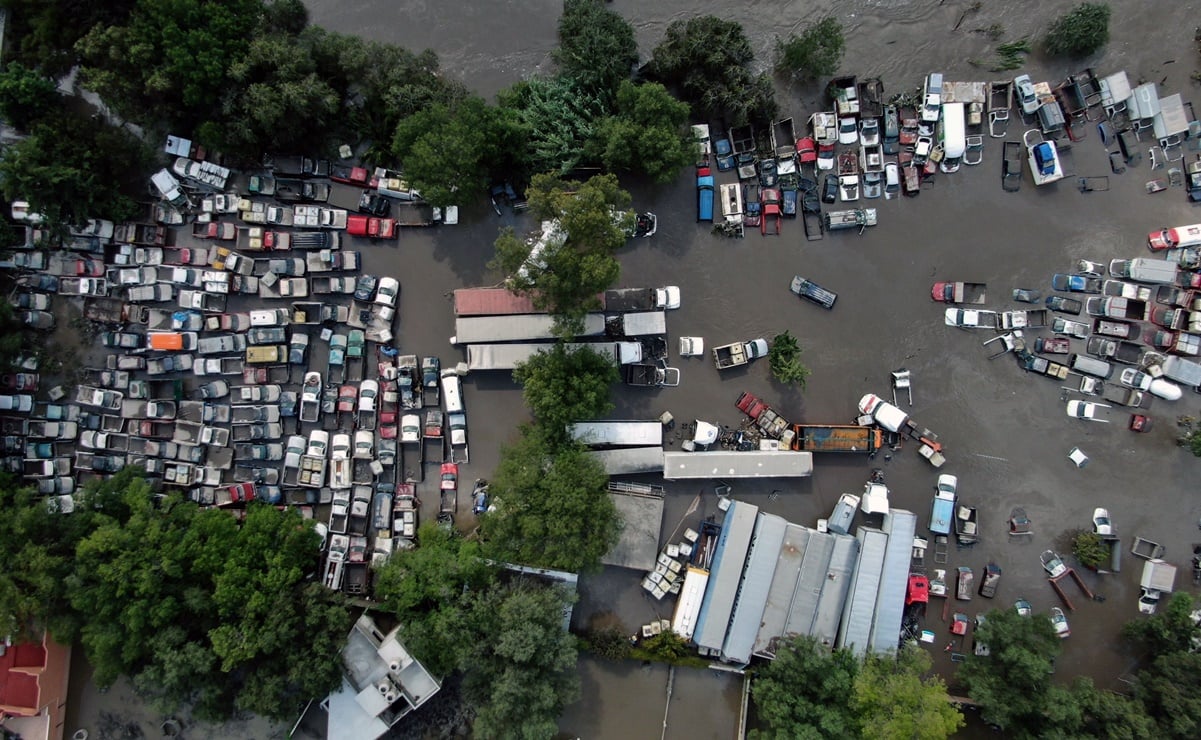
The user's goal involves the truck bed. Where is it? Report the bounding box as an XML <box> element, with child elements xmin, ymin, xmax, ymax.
<box><xmin>793</xmin><ymin>425</ymin><xmax>882</xmax><ymax>453</ymax></box>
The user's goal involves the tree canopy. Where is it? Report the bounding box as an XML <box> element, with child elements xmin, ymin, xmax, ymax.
<box><xmin>497</xmin><ymin>75</ymin><xmax>607</xmax><ymax>176</ymax></box>
<box><xmin>461</xmin><ymin>578</ymin><xmax>580</xmax><ymax>738</ymax></box>
<box><xmin>553</xmin><ymin>0</ymin><xmax>638</xmax><ymax>100</ymax></box>
<box><xmin>957</xmin><ymin>607</ymin><xmax>1062</xmax><ymax>732</ymax></box>
<box><xmin>769</xmin><ymin>331</ymin><xmax>810</xmax><ymax>388</ymax></box>
<box><xmin>392</xmin><ymin>96</ymin><xmax>527</xmax><ymax>208</ymax></box>
<box><xmin>775</xmin><ymin>17</ymin><xmax>845</xmax><ymax>81</ymax></box>
<box><xmin>1045</xmin><ymin>3</ymin><xmax>1111</xmax><ymax>56</ymax></box>
<box><xmin>492</xmin><ymin>173</ymin><xmax>632</xmax><ymax>331</ymax></box>
<box><xmin>648</xmin><ymin>16</ymin><xmax>777</xmax><ymax>126</ymax></box>
<box><xmin>481</xmin><ymin>426</ymin><xmax>620</xmax><ymax>573</ymax></box>
<box><xmin>513</xmin><ymin>344</ymin><xmax>619</xmax><ymax>440</ymax></box>
<box><xmin>853</xmin><ymin>649</ymin><xmax>963</xmax><ymax>740</ymax></box>
<box><xmin>589</xmin><ymin>80</ymin><xmax>696</xmax><ymax>183</ymax></box>
<box><xmin>750</xmin><ymin>635</ymin><xmax>861</xmax><ymax>739</ymax></box>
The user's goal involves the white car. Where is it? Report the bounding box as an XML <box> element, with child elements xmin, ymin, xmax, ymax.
<box><xmin>1014</xmin><ymin>74</ymin><xmax>1040</xmax><ymax>115</ymax></box>
<box><xmin>359</xmin><ymin>379</ymin><xmax>378</xmax><ymax>413</ymax></box>
<box><xmin>657</xmin><ymin>286</ymin><xmax>681</xmax><ymax>310</ymax></box>
<box><xmin>1049</xmin><ymin>607</ymin><xmax>1070</xmax><ymax>639</ymax></box>
<box><xmin>353</xmin><ymin>430</ymin><xmax>374</xmax><ymax>459</ymax></box>
<box><xmin>858</xmin><ymin>393</ymin><xmax>909</xmax><ymax>433</ymax></box>
<box><xmin>944</xmin><ymin>308</ymin><xmax>997</xmax><ymax>329</ymax></box>
<box><xmin>1066</xmin><ymin>400</ymin><xmax>1108</xmax><ymax>422</ymax></box>
<box><xmin>859</xmin><ymin>118</ymin><xmax>880</xmax><ymax>146</ymax></box>
<box><xmin>306</xmin><ymin>429</ymin><xmax>329</xmax><ymax>458</ymax></box>
<box><xmin>837</xmin><ymin>117</ymin><xmax>858</xmax><ymax>145</ymax></box>
<box><xmin>884</xmin><ymin>162</ymin><xmax>900</xmax><ymax>196</ymax></box>
<box><xmin>283</xmin><ymin>435</ymin><xmax>306</xmax><ymax>470</ymax></box>
<box><xmin>1092</xmin><ymin>507</ymin><xmax>1112</xmax><ymax>536</ymax></box>
<box><xmin>400</xmin><ymin>414</ymin><xmax>421</xmax><ymax>443</ymax></box>
<box><xmin>374</xmin><ymin>277</ymin><xmax>400</xmax><ymax>308</ymax></box>
<box><xmin>1119</xmin><ymin>368</ymin><xmax>1182</xmax><ymax>401</ymax></box>
<box><xmin>1052</xmin><ymin>318</ymin><xmax>1089</xmax><ymax>339</ymax></box>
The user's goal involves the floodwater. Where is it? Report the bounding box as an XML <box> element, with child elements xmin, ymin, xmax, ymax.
<box><xmin>63</xmin><ymin>2</ymin><xmax>1201</xmax><ymax>739</ymax></box>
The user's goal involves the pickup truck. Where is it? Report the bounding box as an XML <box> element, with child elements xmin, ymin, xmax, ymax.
<box><xmin>604</xmin><ymin>287</ymin><xmax>682</xmax><ymax>312</ymax></box>
<box><xmin>998</xmin><ymin>309</ymin><xmax>1048</xmax><ymax>330</ymax></box>
<box><xmin>1086</xmin><ymin>296</ymin><xmax>1148</xmax><ymax>321</ymax></box>
<box><xmin>824</xmin><ymin>208</ymin><xmax>877</xmax><ymax>232</ymax></box>
<box><xmin>293</xmin><ymin>206</ymin><xmax>347</xmax><ymax>230</ymax></box>
<box><xmin>312</xmin><ymin>276</ymin><xmax>355</xmax><ymax>295</ymax></box>
<box><xmin>258</xmin><ymin>275</ymin><xmax>309</xmax><ymax>299</ymax></box>
<box><xmin>1086</xmin><ymin>338</ymin><xmax>1146</xmax><ymax>365</ymax></box>
<box><xmin>236</xmin><ymin>227</ymin><xmax>290</xmax><ymax>252</ymax></box>
<box><xmin>931</xmin><ymin>282</ymin><xmax>987</xmax><ymax>304</ymax></box>
<box><xmin>346</xmin><ymin>214</ymin><xmax>397</xmax><ymax>239</ymax></box>
<box><xmin>305</xmin><ymin>250</ymin><xmax>360</xmax><ymax>273</ymax></box>
<box><xmin>789</xmin><ymin>275</ymin><xmax>837</xmax><ymax>309</ymax></box>
<box><xmin>623</xmin><ymin>363</ymin><xmax>681</xmax><ymax>387</ymax></box>
<box><xmin>1019</xmin><ymin>350</ymin><xmax>1070</xmax><ymax>379</ymax></box>
<box><xmin>930</xmin><ymin>474</ymin><xmax>957</xmax><ymax>535</ymax></box>
<box><xmin>713</xmin><ymin>339</ymin><xmax>769</xmax><ymax>369</ymax></box>
<box><xmin>59</xmin><ymin>277</ymin><xmax>108</xmax><ymax>296</ymax></box>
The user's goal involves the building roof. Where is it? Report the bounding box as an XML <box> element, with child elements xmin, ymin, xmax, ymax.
<box><xmin>325</xmin><ymin>614</ymin><xmax>440</xmax><ymax>740</ymax></box>
<box><xmin>662</xmin><ymin>450</ymin><xmax>813</xmax><ymax>479</ymax></box>
<box><xmin>722</xmin><ymin>513</ymin><xmax>788</xmax><ymax>664</ymax></box>
<box><xmin>837</xmin><ymin>528</ymin><xmax>889</xmax><ymax>656</ymax></box>
<box><xmin>693</xmin><ymin>500</ymin><xmax>758</xmax><ymax>651</ymax></box>
<box><xmin>0</xmin><ymin>632</ymin><xmax>70</xmax><ymax>740</ymax></box>
<box><xmin>601</xmin><ymin>490</ymin><xmax>665</xmax><ymax>571</ymax></box>
<box><xmin>870</xmin><ymin>510</ymin><xmax>918</xmax><ymax>652</ymax></box>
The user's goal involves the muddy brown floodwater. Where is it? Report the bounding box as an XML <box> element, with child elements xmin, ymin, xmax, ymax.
<box><xmin>65</xmin><ymin>2</ymin><xmax>1201</xmax><ymax>739</ymax></box>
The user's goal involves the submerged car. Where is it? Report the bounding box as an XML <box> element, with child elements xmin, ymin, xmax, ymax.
<box><xmin>1045</xmin><ymin>295</ymin><xmax>1083</xmax><ymax>315</ymax></box>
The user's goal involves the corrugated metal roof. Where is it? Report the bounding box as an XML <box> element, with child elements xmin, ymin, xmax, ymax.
<box><xmin>811</xmin><ymin>533</ymin><xmax>859</xmax><ymax>647</ymax></box>
<box><xmin>870</xmin><ymin>510</ymin><xmax>918</xmax><ymax>653</ymax></box>
<box><xmin>589</xmin><ymin>447</ymin><xmax>665</xmax><ymax>475</ymax></box>
<box><xmin>722</xmin><ymin>513</ymin><xmax>788</xmax><ymax>664</ymax></box>
<box><xmin>662</xmin><ymin>450</ymin><xmax>814</xmax><ymax>479</ymax></box>
<box><xmin>453</xmin><ymin>313</ymin><xmax>605</xmax><ymax>344</ymax></box>
<box><xmin>753</xmin><ymin>524</ymin><xmax>812</xmax><ymax>656</ymax></box>
<box><xmin>837</xmin><ymin>528</ymin><xmax>888</xmax><ymax>656</ymax></box>
<box><xmin>693</xmin><ymin>500</ymin><xmax>758</xmax><ymax>651</ymax></box>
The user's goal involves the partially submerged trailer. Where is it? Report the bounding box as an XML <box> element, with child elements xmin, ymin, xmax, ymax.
<box><xmin>453</xmin><ymin>287</ymin><xmax>541</xmax><ymax>316</ymax></box>
<box><xmin>661</xmin><ymin>450</ymin><xmax>814</xmax><ymax>479</ymax></box>
<box><xmin>451</xmin><ymin>313</ymin><xmax>605</xmax><ymax>344</ymax></box>
<box><xmin>792</xmin><ymin>424</ymin><xmax>883</xmax><ymax>453</ymax></box>
<box><xmin>569</xmin><ymin>421</ymin><xmax>664</xmax><ymax>447</ymax></box>
<box><xmin>465</xmin><ymin>342</ymin><xmax>638</xmax><ymax>371</ymax></box>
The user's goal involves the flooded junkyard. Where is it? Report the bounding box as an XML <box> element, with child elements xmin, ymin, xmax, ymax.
<box><xmin>30</xmin><ymin>1</ymin><xmax>1201</xmax><ymax>738</ymax></box>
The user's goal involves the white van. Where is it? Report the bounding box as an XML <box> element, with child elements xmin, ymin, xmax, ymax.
<box><xmin>151</xmin><ymin>169</ymin><xmax>189</xmax><ymax>207</ymax></box>
<box><xmin>939</xmin><ymin>103</ymin><xmax>966</xmax><ymax>173</ymax></box>
<box><xmin>719</xmin><ymin>183</ymin><xmax>744</xmax><ymax>222</ymax></box>
<box><xmin>1068</xmin><ymin>353</ymin><xmax>1113</xmax><ymax>379</ymax></box>
<box><xmin>440</xmin><ymin>369</ymin><xmax>464</xmax><ymax>413</ymax></box>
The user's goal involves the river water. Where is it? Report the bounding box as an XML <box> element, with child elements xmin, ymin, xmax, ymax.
<box><xmin>68</xmin><ymin>2</ymin><xmax>1201</xmax><ymax>738</ymax></box>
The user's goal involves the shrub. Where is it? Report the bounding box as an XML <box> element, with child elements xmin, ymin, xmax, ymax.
<box><xmin>775</xmin><ymin>17</ymin><xmax>845</xmax><ymax>81</ymax></box>
<box><xmin>1072</xmin><ymin>530</ymin><xmax>1109</xmax><ymax>569</ymax></box>
<box><xmin>1044</xmin><ymin>3</ymin><xmax>1111</xmax><ymax>56</ymax></box>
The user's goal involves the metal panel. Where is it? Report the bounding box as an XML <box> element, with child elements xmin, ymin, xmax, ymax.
<box><xmin>588</xmin><ymin>447</ymin><xmax>665</xmax><ymax>475</ymax></box>
<box><xmin>722</xmin><ymin>513</ymin><xmax>788</xmax><ymax>664</ymax></box>
<box><xmin>452</xmin><ymin>313</ymin><xmax>605</xmax><ymax>344</ymax></box>
<box><xmin>569</xmin><ymin>422</ymin><xmax>664</xmax><ymax>447</ymax></box>
<box><xmin>837</xmin><ymin>528</ymin><xmax>888</xmax><ymax>656</ymax></box>
<box><xmin>693</xmin><ymin>501</ymin><xmax>758</xmax><ymax>651</ymax></box>
<box><xmin>870</xmin><ymin>510</ymin><xmax>918</xmax><ymax>652</ymax></box>
<box><xmin>662</xmin><ymin>450</ymin><xmax>814</xmax><ymax>479</ymax></box>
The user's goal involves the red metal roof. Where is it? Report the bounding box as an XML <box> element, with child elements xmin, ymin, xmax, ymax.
<box><xmin>0</xmin><ymin>642</ymin><xmax>47</xmax><ymax>714</ymax></box>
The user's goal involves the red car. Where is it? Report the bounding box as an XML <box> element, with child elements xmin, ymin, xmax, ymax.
<box><xmin>440</xmin><ymin>462</ymin><xmax>458</xmax><ymax>492</ymax></box>
<box><xmin>347</xmin><ymin>214</ymin><xmax>398</xmax><ymax>239</ymax></box>
<box><xmin>74</xmin><ymin>259</ymin><xmax>105</xmax><ymax>277</ymax></box>
<box><xmin>795</xmin><ymin>136</ymin><xmax>817</xmax><ymax>165</ymax></box>
<box><xmin>331</xmin><ymin>165</ymin><xmax>370</xmax><ymax>186</ymax></box>
<box><xmin>337</xmin><ymin>384</ymin><xmax>358</xmax><ymax>414</ymax></box>
<box><xmin>378</xmin><ymin>411</ymin><xmax>398</xmax><ymax>439</ymax></box>
<box><xmin>224</xmin><ymin>482</ymin><xmax>257</xmax><ymax>504</ymax></box>
<box><xmin>0</xmin><ymin>373</ymin><xmax>38</xmax><ymax>392</ymax></box>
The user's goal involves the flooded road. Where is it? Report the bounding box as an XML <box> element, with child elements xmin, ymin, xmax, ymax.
<box><xmin>258</xmin><ymin>1</ymin><xmax>1201</xmax><ymax>737</ymax></box>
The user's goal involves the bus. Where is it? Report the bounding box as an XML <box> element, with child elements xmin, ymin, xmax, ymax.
<box><xmin>939</xmin><ymin>103</ymin><xmax>966</xmax><ymax>173</ymax></box>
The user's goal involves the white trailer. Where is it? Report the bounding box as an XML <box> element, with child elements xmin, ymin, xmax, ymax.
<box><xmin>451</xmin><ymin>313</ymin><xmax>605</xmax><ymax>344</ymax></box>
<box><xmin>662</xmin><ymin>450</ymin><xmax>814</xmax><ymax>479</ymax></box>
<box><xmin>569</xmin><ymin>421</ymin><xmax>663</xmax><ymax>447</ymax></box>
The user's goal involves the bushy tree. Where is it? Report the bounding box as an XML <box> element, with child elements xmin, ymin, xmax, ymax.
<box><xmin>769</xmin><ymin>331</ymin><xmax>810</xmax><ymax>388</ymax></box>
<box><xmin>554</xmin><ymin>0</ymin><xmax>637</xmax><ymax>100</ymax></box>
<box><xmin>648</xmin><ymin>16</ymin><xmax>777</xmax><ymax>125</ymax></box>
<box><xmin>750</xmin><ymin>635</ymin><xmax>860</xmax><ymax>739</ymax></box>
<box><xmin>958</xmin><ymin>607</ymin><xmax>1062</xmax><ymax>731</ymax></box>
<box><xmin>482</xmin><ymin>426</ymin><xmax>619</xmax><ymax>572</ymax></box>
<box><xmin>1044</xmin><ymin>3</ymin><xmax>1111</xmax><ymax>56</ymax></box>
<box><xmin>497</xmin><ymin>75</ymin><xmax>607</xmax><ymax>176</ymax></box>
<box><xmin>1044</xmin><ymin>677</ymin><xmax>1157</xmax><ymax>739</ymax></box>
<box><xmin>775</xmin><ymin>17</ymin><xmax>845</xmax><ymax>81</ymax></box>
<box><xmin>392</xmin><ymin>96</ymin><xmax>527</xmax><ymax>208</ymax></box>
<box><xmin>76</xmin><ymin>0</ymin><xmax>263</xmax><ymax>128</ymax></box>
<box><xmin>1135</xmin><ymin>651</ymin><xmax>1201</xmax><ymax>738</ymax></box>
<box><xmin>0</xmin><ymin>62</ymin><xmax>60</xmax><ymax>130</ymax></box>
<box><xmin>513</xmin><ymin>343</ymin><xmax>619</xmax><ymax>439</ymax></box>
<box><xmin>853</xmin><ymin>649</ymin><xmax>963</xmax><ymax>740</ymax></box>
<box><xmin>461</xmin><ymin>579</ymin><xmax>580</xmax><ymax>738</ymax></box>
<box><xmin>0</xmin><ymin>0</ymin><xmax>137</xmax><ymax>76</ymax></box>
<box><xmin>1072</xmin><ymin>530</ymin><xmax>1109</xmax><ymax>569</ymax></box>
<box><xmin>373</xmin><ymin>522</ymin><xmax>496</xmax><ymax>677</ymax></box>
<box><xmin>1122</xmin><ymin>592</ymin><xmax>1200</xmax><ymax>656</ymax></box>
<box><xmin>589</xmin><ymin>80</ymin><xmax>695</xmax><ymax>183</ymax></box>
<box><xmin>491</xmin><ymin>173</ymin><xmax>632</xmax><ymax>330</ymax></box>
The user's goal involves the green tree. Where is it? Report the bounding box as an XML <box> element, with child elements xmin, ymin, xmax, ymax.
<box><xmin>589</xmin><ymin>80</ymin><xmax>695</xmax><ymax>183</ymax></box>
<box><xmin>0</xmin><ymin>109</ymin><xmax>151</xmax><ymax>224</ymax></box>
<box><xmin>497</xmin><ymin>75</ymin><xmax>607</xmax><ymax>175</ymax></box>
<box><xmin>648</xmin><ymin>16</ymin><xmax>777</xmax><ymax>125</ymax></box>
<box><xmin>373</xmin><ymin>522</ymin><xmax>496</xmax><ymax>677</ymax></box>
<box><xmin>1044</xmin><ymin>3</ymin><xmax>1111</xmax><ymax>56</ymax></box>
<box><xmin>76</xmin><ymin>0</ymin><xmax>263</xmax><ymax>128</ymax></box>
<box><xmin>769</xmin><ymin>331</ymin><xmax>810</xmax><ymax>388</ymax></box>
<box><xmin>750</xmin><ymin>635</ymin><xmax>860</xmax><ymax>739</ymax></box>
<box><xmin>0</xmin><ymin>0</ymin><xmax>137</xmax><ymax>76</ymax></box>
<box><xmin>1135</xmin><ymin>651</ymin><xmax>1201</xmax><ymax>739</ymax></box>
<box><xmin>201</xmin><ymin>33</ymin><xmax>342</xmax><ymax>159</ymax></box>
<box><xmin>1072</xmin><ymin>530</ymin><xmax>1109</xmax><ymax>569</ymax></box>
<box><xmin>0</xmin><ymin>62</ymin><xmax>60</xmax><ymax>130</ymax></box>
<box><xmin>1044</xmin><ymin>677</ymin><xmax>1157</xmax><ymax>739</ymax></box>
<box><xmin>774</xmin><ymin>17</ymin><xmax>845</xmax><ymax>82</ymax></box>
<box><xmin>853</xmin><ymin>648</ymin><xmax>963</xmax><ymax>740</ymax></box>
<box><xmin>1122</xmin><ymin>592</ymin><xmax>1200</xmax><ymax>656</ymax></box>
<box><xmin>958</xmin><ymin>607</ymin><xmax>1062</xmax><ymax>732</ymax></box>
<box><xmin>513</xmin><ymin>343</ymin><xmax>619</xmax><ymax>440</ymax></box>
<box><xmin>461</xmin><ymin>579</ymin><xmax>580</xmax><ymax>739</ymax></box>
<box><xmin>482</xmin><ymin>426</ymin><xmax>619</xmax><ymax>573</ymax></box>
<box><xmin>553</xmin><ymin>0</ymin><xmax>638</xmax><ymax>100</ymax></box>
<box><xmin>392</xmin><ymin>95</ymin><xmax>528</xmax><ymax>208</ymax></box>
<box><xmin>491</xmin><ymin>173</ymin><xmax>632</xmax><ymax>330</ymax></box>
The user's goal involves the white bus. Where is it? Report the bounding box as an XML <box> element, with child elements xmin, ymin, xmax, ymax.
<box><xmin>940</xmin><ymin>103</ymin><xmax>966</xmax><ymax>173</ymax></box>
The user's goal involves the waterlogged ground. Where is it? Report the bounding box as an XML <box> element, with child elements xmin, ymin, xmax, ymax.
<box><xmin>63</xmin><ymin>2</ymin><xmax>1201</xmax><ymax>738</ymax></box>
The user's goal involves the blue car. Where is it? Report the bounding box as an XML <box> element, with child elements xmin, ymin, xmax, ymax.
<box><xmin>1050</xmin><ymin>274</ymin><xmax>1102</xmax><ymax>294</ymax></box>
<box><xmin>714</xmin><ymin>137</ymin><xmax>735</xmax><ymax>171</ymax></box>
